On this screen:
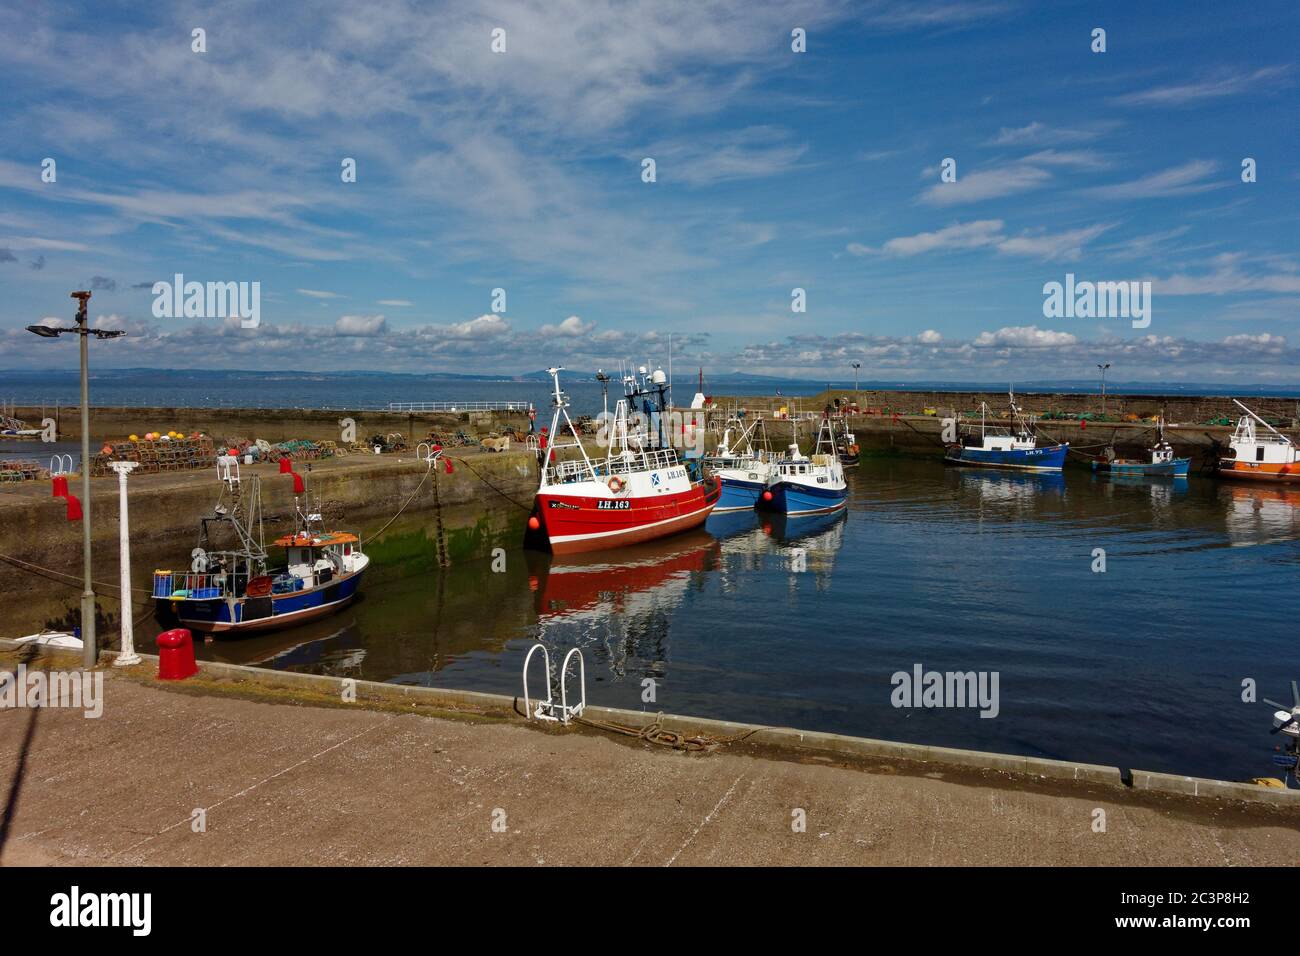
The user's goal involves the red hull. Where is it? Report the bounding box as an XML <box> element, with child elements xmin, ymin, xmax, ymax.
<box><xmin>531</xmin><ymin>478</ymin><xmax>721</xmax><ymax>554</ymax></box>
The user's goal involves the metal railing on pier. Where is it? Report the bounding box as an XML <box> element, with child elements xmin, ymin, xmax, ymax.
<box><xmin>385</xmin><ymin>401</ymin><xmax>531</xmax><ymax>412</ymax></box>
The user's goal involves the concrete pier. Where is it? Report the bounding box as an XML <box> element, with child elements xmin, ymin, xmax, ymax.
<box><xmin>0</xmin><ymin>645</ymin><xmax>1296</xmax><ymax>867</ymax></box>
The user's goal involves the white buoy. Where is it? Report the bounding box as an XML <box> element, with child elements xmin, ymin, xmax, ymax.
<box><xmin>109</xmin><ymin>461</ymin><xmax>141</xmax><ymax>666</ymax></box>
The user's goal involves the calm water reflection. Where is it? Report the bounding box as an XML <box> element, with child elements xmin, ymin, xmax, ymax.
<box><xmin>197</xmin><ymin>458</ymin><xmax>1300</xmax><ymax>781</ymax></box>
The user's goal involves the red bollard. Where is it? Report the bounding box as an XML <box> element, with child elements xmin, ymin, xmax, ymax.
<box><xmin>292</xmin><ymin>471</ymin><xmax>305</xmax><ymax>493</ymax></box>
<box><xmin>65</xmin><ymin>493</ymin><xmax>82</xmax><ymax>521</ymax></box>
<box><xmin>52</xmin><ymin>475</ymin><xmax>68</xmax><ymax>498</ymax></box>
<box><xmin>279</xmin><ymin>457</ymin><xmax>292</xmax><ymax>474</ymax></box>
<box><xmin>156</xmin><ymin>628</ymin><xmax>198</xmax><ymax>680</ymax></box>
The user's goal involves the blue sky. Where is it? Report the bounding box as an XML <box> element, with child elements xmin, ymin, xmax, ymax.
<box><xmin>1</xmin><ymin>0</ymin><xmax>1297</xmax><ymax>382</ymax></box>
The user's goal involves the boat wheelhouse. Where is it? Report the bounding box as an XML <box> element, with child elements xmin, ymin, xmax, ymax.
<box><xmin>944</xmin><ymin>395</ymin><xmax>1067</xmax><ymax>472</ymax></box>
<box><xmin>706</xmin><ymin>417</ymin><xmax>781</xmax><ymax>512</ymax></box>
<box><xmin>1218</xmin><ymin>400</ymin><xmax>1300</xmax><ymax>483</ymax></box>
<box><xmin>153</xmin><ymin>460</ymin><xmax>368</xmax><ymax>635</ymax></box>
<box><xmin>757</xmin><ymin>418</ymin><xmax>848</xmax><ymax>516</ymax></box>
<box><xmin>526</xmin><ymin>366</ymin><xmax>720</xmax><ymax>554</ymax></box>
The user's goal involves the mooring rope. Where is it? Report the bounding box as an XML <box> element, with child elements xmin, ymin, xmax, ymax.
<box><xmin>363</xmin><ymin>464</ymin><xmax>432</xmax><ymax>543</ymax></box>
<box><xmin>449</xmin><ymin>454</ymin><xmax>535</xmax><ymax>512</ymax></box>
<box><xmin>574</xmin><ymin>712</ymin><xmax>759</xmax><ymax>753</ymax></box>
<box><xmin>0</xmin><ymin>550</ymin><xmax>153</xmax><ymax>595</ymax></box>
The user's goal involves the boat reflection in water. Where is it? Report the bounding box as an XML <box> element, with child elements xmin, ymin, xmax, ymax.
<box><xmin>199</xmin><ymin>617</ymin><xmax>367</xmax><ymax>675</ymax></box>
<box><xmin>1223</xmin><ymin>483</ymin><xmax>1300</xmax><ymax>548</ymax></box>
<box><xmin>526</xmin><ymin>530</ymin><xmax>720</xmax><ymax>678</ymax></box>
<box><xmin>1090</xmin><ymin>470</ymin><xmax>1189</xmax><ymax>511</ymax></box>
<box><xmin>707</xmin><ymin>507</ymin><xmax>847</xmax><ymax>592</ymax></box>
<box><xmin>955</xmin><ymin>468</ymin><xmax>1065</xmax><ymax>506</ymax></box>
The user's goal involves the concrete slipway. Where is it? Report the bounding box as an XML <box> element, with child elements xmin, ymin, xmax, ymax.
<box><xmin>0</xmin><ymin>643</ymin><xmax>1296</xmax><ymax>866</ymax></box>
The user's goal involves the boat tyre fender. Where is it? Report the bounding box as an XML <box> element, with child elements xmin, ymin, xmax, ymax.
<box><xmin>608</xmin><ymin>476</ymin><xmax>625</xmax><ymax>493</ymax></box>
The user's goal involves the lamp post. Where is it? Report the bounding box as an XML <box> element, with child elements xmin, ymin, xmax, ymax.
<box><xmin>26</xmin><ymin>291</ymin><xmax>125</xmax><ymax>668</ymax></box>
<box><xmin>108</xmin><ymin>461</ymin><xmax>140</xmax><ymax>666</ymax></box>
<box><xmin>1097</xmin><ymin>362</ymin><xmax>1111</xmax><ymax>416</ymax></box>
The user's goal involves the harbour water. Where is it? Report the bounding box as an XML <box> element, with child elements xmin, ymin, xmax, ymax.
<box><xmin>191</xmin><ymin>457</ymin><xmax>1300</xmax><ymax>784</ymax></box>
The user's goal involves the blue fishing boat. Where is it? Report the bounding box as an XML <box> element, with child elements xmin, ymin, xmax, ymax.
<box><xmin>757</xmin><ymin>418</ymin><xmax>848</xmax><ymax>515</ymax></box>
<box><xmin>705</xmin><ymin>417</ymin><xmax>781</xmax><ymax>512</ymax></box>
<box><xmin>154</xmin><ymin>466</ymin><xmax>368</xmax><ymax>636</ymax></box>
<box><xmin>1092</xmin><ymin>421</ymin><xmax>1190</xmax><ymax>478</ymax></box>
<box><xmin>945</xmin><ymin>396</ymin><xmax>1067</xmax><ymax>473</ymax></box>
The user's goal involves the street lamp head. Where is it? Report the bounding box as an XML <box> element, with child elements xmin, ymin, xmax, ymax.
<box><xmin>26</xmin><ymin>324</ymin><xmax>65</xmax><ymax>338</ymax></box>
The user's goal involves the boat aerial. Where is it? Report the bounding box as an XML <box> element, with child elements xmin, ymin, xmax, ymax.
<box><xmin>757</xmin><ymin>417</ymin><xmax>848</xmax><ymax>516</ymax></box>
<box><xmin>153</xmin><ymin>461</ymin><xmax>368</xmax><ymax>636</ymax></box>
<box><xmin>944</xmin><ymin>392</ymin><xmax>1068</xmax><ymax>472</ymax></box>
<box><xmin>526</xmin><ymin>366</ymin><xmax>721</xmax><ymax>554</ymax></box>
<box><xmin>706</xmin><ymin>416</ymin><xmax>781</xmax><ymax>513</ymax></box>
<box><xmin>1092</xmin><ymin>418</ymin><xmax>1190</xmax><ymax>478</ymax></box>
<box><xmin>1218</xmin><ymin>400</ymin><xmax>1300</xmax><ymax>484</ymax></box>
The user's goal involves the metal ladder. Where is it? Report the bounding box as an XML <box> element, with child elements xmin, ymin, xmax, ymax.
<box><xmin>522</xmin><ymin>643</ymin><xmax>586</xmax><ymax>725</ymax></box>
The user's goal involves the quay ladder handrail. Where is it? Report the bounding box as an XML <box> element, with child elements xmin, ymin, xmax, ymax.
<box><xmin>521</xmin><ymin>643</ymin><xmax>586</xmax><ymax>725</ymax></box>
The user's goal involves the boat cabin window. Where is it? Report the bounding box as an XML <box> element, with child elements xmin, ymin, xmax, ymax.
<box><xmin>1257</xmin><ymin>446</ymin><xmax>1265</xmax><ymax>461</ymax></box>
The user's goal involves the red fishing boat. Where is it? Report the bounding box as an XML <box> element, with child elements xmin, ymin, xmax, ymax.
<box><xmin>526</xmin><ymin>366</ymin><xmax>720</xmax><ymax>555</ymax></box>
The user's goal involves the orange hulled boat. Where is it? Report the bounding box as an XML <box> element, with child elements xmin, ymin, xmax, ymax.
<box><xmin>1218</xmin><ymin>400</ymin><xmax>1300</xmax><ymax>484</ymax></box>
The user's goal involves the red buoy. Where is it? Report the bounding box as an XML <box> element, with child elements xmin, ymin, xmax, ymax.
<box><xmin>762</xmin><ymin>490</ymin><xmax>773</xmax><ymax>501</ymax></box>
<box><xmin>528</xmin><ymin>515</ymin><xmax>540</xmax><ymax>530</ymax></box>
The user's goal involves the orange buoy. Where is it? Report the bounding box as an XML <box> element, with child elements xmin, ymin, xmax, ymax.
<box><xmin>528</xmin><ymin>515</ymin><xmax>540</xmax><ymax>530</ymax></box>
<box><xmin>762</xmin><ymin>490</ymin><xmax>773</xmax><ymax>501</ymax></box>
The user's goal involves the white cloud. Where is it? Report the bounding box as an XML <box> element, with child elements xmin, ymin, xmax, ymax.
<box><xmin>851</xmin><ymin>220</ymin><xmax>1111</xmax><ymax>261</ymax></box>
<box><xmin>995</xmin><ymin>223</ymin><xmax>1115</xmax><ymax>260</ymax></box>
<box><xmin>919</xmin><ymin>164</ymin><xmax>1051</xmax><ymax>205</ymax></box>
<box><xmin>1089</xmin><ymin>160</ymin><xmax>1225</xmax><ymax>200</ymax></box>
<box><xmin>851</xmin><ymin>219</ymin><xmax>1004</xmax><ymax>257</ymax></box>
<box><xmin>917</xmin><ymin>329</ymin><xmax>942</xmax><ymax>343</ymax></box>
<box><xmin>377</xmin><ymin>299</ymin><xmax>412</xmax><ymax>307</ymax></box>
<box><xmin>334</xmin><ymin>314</ymin><xmax>387</xmax><ymax>336</ymax></box>
<box><xmin>973</xmin><ymin>326</ymin><xmax>1077</xmax><ymax>348</ymax></box>
<box><xmin>1223</xmin><ymin>332</ymin><xmax>1286</xmax><ymax>350</ymax></box>
<box><xmin>640</xmin><ymin>127</ymin><xmax>808</xmax><ymax>187</ymax></box>
<box><xmin>539</xmin><ymin>315</ymin><xmax>595</xmax><ymax>337</ymax></box>
<box><xmin>989</xmin><ymin>122</ymin><xmax>1110</xmax><ymax>146</ymax></box>
<box><xmin>299</xmin><ymin>289</ymin><xmax>343</xmax><ymax>299</ymax></box>
<box><xmin>444</xmin><ymin>314</ymin><xmax>510</xmax><ymax>339</ymax></box>
<box><xmin>1114</xmin><ymin>66</ymin><xmax>1292</xmax><ymax>107</ymax></box>
<box><xmin>1153</xmin><ymin>254</ymin><xmax>1300</xmax><ymax>295</ymax></box>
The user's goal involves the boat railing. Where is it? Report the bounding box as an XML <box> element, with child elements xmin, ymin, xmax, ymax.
<box><xmin>153</xmin><ymin>570</ymin><xmax>226</xmax><ymax>599</ymax></box>
<box><xmin>543</xmin><ymin>446</ymin><xmax>681</xmax><ymax>485</ymax></box>
<box><xmin>608</xmin><ymin>447</ymin><xmax>680</xmax><ymax>473</ymax></box>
